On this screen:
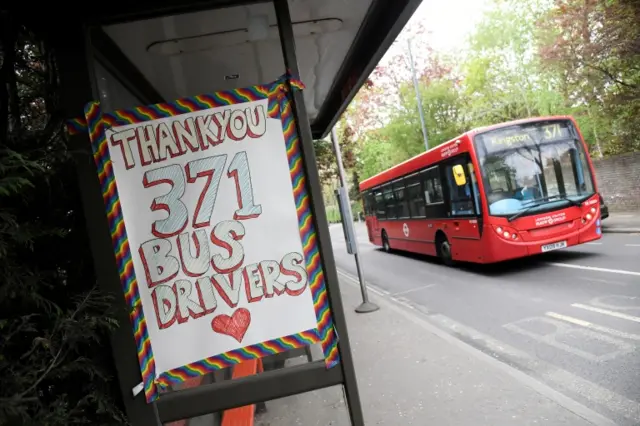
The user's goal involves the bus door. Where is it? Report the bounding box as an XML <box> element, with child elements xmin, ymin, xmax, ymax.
<box><xmin>441</xmin><ymin>154</ymin><xmax>483</xmax><ymax>262</ymax></box>
<box><xmin>369</xmin><ymin>189</ymin><xmax>383</xmax><ymax>240</ymax></box>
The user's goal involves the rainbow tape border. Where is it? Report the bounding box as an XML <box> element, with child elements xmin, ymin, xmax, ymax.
<box><xmin>80</xmin><ymin>74</ymin><xmax>339</xmax><ymax>402</ymax></box>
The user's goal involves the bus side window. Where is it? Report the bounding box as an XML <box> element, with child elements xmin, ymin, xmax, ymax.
<box><xmin>362</xmin><ymin>191</ymin><xmax>371</xmax><ymax>216</ymax></box>
<box><xmin>393</xmin><ymin>179</ymin><xmax>410</xmax><ymax>219</ymax></box>
<box><xmin>445</xmin><ymin>160</ymin><xmax>475</xmax><ymax>217</ymax></box>
<box><xmin>421</xmin><ymin>167</ymin><xmax>443</xmax><ymax>205</ymax></box>
<box><xmin>374</xmin><ymin>190</ymin><xmax>386</xmax><ymax>219</ymax></box>
<box><xmin>405</xmin><ymin>173</ymin><xmax>425</xmax><ymax>218</ymax></box>
<box><xmin>467</xmin><ymin>163</ymin><xmax>482</xmax><ymax>215</ymax></box>
<box><xmin>367</xmin><ymin>192</ymin><xmax>376</xmax><ymax>216</ymax></box>
<box><xmin>382</xmin><ymin>184</ymin><xmax>396</xmax><ymax>219</ymax></box>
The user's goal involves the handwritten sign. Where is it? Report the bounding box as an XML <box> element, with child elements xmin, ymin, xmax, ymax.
<box><xmin>77</xmin><ymin>76</ymin><xmax>338</xmax><ymax>402</ymax></box>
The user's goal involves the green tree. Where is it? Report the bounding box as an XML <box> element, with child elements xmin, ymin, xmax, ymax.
<box><xmin>538</xmin><ymin>0</ymin><xmax>640</xmax><ymax>155</ymax></box>
<box><xmin>357</xmin><ymin>61</ymin><xmax>468</xmax><ymax>179</ymax></box>
<box><xmin>334</xmin><ymin>0</ymin><xmax>639</xmax><ymax>181</ymax></box>
<box><xmin>462</xmin><ymin>0</ymin><xmax>563</xmax><ymax>126</ymax></box>
<box><xmin>0</xmin><ymin>13</ymin><xmax>127</xmax><ymax>425</ymax></box>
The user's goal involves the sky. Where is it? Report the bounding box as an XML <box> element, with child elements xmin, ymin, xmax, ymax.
<box><xmin>384</xmin><ymin>0</ymin><xmax>491</xmax><ymax>59</ymax></box>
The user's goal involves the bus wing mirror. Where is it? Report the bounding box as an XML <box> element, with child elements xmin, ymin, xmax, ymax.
<box><xmin>452</xmin><ymin>164</ymin><xmax>467</xmax><ymax>186</ymax></box>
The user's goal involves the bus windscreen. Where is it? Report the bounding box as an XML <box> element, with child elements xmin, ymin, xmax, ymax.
<box><xmin>474</xmin><ymin>120</ymin><xmax>596</xmax><ymax>217</ymax></box>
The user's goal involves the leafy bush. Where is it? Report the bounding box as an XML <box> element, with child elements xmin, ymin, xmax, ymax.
<box><xmin>0</xmin><ymin>14</ymin><xmax>128</xmax><ymax>425</ymax></box>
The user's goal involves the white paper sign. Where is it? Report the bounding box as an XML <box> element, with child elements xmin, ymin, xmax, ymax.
<box><xmin>105</xmin><ymin>99</ymin><xmax>318</xmax><ymax>375</ymax></box>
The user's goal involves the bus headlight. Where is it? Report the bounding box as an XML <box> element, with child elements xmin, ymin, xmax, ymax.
<box><xmin>493</xmin><ymin>225</ymin><xmax>519</xmax><ymax>241</ymax></box>
<box><xmin>590</xmin><ymin>207</ymin><xmax>596</xmax><ymax>214</ymax></box>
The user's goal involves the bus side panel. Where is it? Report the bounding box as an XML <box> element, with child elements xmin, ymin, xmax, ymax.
<box><xmin>407</xmin><ymin>219</ymin><xmax>438</xmax><ymax>256</ymax></box>
<box><xmin>448</xmin><ymin>221</ymin><xmax>485</xmax><ymax>263</ymax></box>
<box><xmin>383</xmin><ymin>220</ymin><xmax>404</xmax><ymax>247</ymax></box>
<box><xmin>378</xmin><ymin>219</ymin><xmax>438</xmax><ymax>257</ymax></box>
<box><xmin>365</xmin><ymin>216</ymin><xmax>382</xmax><ymax>246</ymax></box>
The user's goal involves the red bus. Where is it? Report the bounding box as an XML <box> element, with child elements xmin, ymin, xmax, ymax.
<box><xmin>359</xmin><ymin>116</ymin><xmax>602</xmax><ymax>265</ymax></box>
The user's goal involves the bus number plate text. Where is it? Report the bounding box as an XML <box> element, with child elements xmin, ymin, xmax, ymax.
<box><xmin>541</xmin><ymin>240</ymin><xmax>567</xmax><ymax>253</ymax></box>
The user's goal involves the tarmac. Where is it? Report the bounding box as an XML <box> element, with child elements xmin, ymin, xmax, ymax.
<box><xmin>601</xmin><ymin>211</ymin><xmax>640</xmax><ymax>233</ymax></box>
<box><xmin>255</xmin><ymin>277</ymin><xmax>613</xmax><ymax>426</ymax></box>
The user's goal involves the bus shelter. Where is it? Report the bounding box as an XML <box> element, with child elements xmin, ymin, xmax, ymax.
<box><xmin>35</xmin><ymin>0</ymin><xmax>421</xmax><ymax>424</ymax></box>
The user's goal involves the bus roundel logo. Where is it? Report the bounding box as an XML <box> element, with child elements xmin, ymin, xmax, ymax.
<box><xmin>403</xmin><ymin>223</ymin><xmax>409</xmax><ymax>237</ymax></box>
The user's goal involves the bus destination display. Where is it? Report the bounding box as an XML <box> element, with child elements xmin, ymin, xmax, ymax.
<box><xmin>476</xmin><ymin>121</ymin><xmax>573</xmax><ymax>154</ymax></box>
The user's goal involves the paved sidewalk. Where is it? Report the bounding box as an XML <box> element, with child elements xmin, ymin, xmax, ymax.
<box><xmin>255</xmin><ymin>278</ymin><xmax>605</xmax><ymax>426</ymax></box>
<box><xmin>602</xmin><ymin>212</ymin><xmax>640</xmax><ymax>233</ymax></box>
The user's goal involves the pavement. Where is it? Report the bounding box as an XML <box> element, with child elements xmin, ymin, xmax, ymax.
<box><xmin>256</xmin><ymin>217</ymin><xmax>640</xmax><ymax>425</ymax></box>
<box><xmin>255</xmin><ymin>277</ymin><xmax>605</xmax><ymax>426</ymax></box>
<box><xmin>321</xmin><ymin>221</ymin><xmax>640</xmax><ymax>426</ymax></box>
<box><xmin>602</xmin><ymin>212</ymin><xmax>640</xmax><ymax>233</ymax></box>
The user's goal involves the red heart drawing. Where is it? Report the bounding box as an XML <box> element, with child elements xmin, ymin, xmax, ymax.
<box><xmin>211</xmin><ymin>308</ymin><xmax>251</xmax><ymax>343</ymax></box>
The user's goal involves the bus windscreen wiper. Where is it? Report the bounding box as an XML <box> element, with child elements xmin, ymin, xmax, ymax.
<box><xmin>508</xmin><ymin>195</ymin><xmax>580</xmax><ymax>222</ymax></box>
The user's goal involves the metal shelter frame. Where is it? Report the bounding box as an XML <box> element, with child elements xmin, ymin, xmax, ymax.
<box><xmin>48</xmin><ymin>0</ymin><xmax>421</xmax><ymax>424</ymax></box>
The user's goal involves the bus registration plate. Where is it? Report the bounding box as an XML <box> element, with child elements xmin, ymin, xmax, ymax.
<box><xmin>541</xmin><ymin>240</ymin><xmax>567</xmax><ymax>252</ymax></box>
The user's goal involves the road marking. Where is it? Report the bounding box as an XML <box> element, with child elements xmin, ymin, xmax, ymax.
<box><xmin>586</xmin><ymin>242</ymin><xmax>602</xmax><ymax>245</ymax></box>
<box><xmin>429</xmin><ymin>314</ymin><xmax>634</xmax><ymax>425</ymax></box>
<box><xmin>578</xmin><ymin>276</ymin><xmax>627</xmax><ymax>286</ymax></box>
<box><xmin>625</xmin><ymin>244</ymin><xmax>640</xmax><ymax>247</ymax></box>
<box><xmin>390</xmin><ymin>296</ymin><xmax>417</xmax><ymax>311</ymax></box>
<box><xmin>571</xmin><ymin>303</ymin><xmax>640</xmax><ymax>323</ymax></box>
<box><xmin>391</xmin><ymin>284</ymin><xmax>436</xmax><ymax>296</ymax></box>
<box><xmin>503</xmin><ymin>316</ymin><xmax>634</xmax><ymax>362</ymax></box>
<box><xmin>336</xmin><ymin>269</ymin><xmax>388</xmax><ymax>296</ymax></box>
<box><xmin>548</xmin><ymin>262</ymin><xmax>640</xmax><ymax>277</ymax></box>
<box><xmin>590</xmin><ymin>295</ymin><xmax>640</xmax><ymax>311</ymax></box>
<box><xmin>546</xmin><ymin>312</ymin><xmax>640</xmax><ymax>341</ymax></box>
<box><xmin>337</xmin><ymin>270</ymin><xmax>631</xmax><ymax>425</ymax></box>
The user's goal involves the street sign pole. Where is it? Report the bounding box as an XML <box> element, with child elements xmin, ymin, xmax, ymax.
<box><xmin>330</xmin><ymin>127</ymin><xmax>379</xmax><ymax>314</ymax></box>
<box><xmin>407</xmin><ymin>38</ymin><xmax>429</xmax><ymax>151</ymax></box>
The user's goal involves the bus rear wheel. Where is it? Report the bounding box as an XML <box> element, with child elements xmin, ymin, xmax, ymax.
<box><xmin>436</xmin><ymin>233</ymin><xmax>454</xmax><ymax>266</ymax></box>
<box><xmin>382</xmin><ymin>230</ymin><xmax>391</xmax><ymax>253</ymax></box>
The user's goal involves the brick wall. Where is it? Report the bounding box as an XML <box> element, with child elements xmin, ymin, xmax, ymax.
<box><xmin>592</xmin><ymin>152</ymin><xmax>640</xmax><ymax>212</ymax></box>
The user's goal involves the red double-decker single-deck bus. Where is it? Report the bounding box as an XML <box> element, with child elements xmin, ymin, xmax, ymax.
<box><xmin>359</xmin><ymin>116</ymin><xmax>603</xmax><ymax>264</ymax></box>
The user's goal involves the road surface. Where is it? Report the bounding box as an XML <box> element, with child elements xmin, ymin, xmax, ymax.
<box><xmin>330</xmin><ymin>222</ymin><xmax>640</xmax><ymax>426</ymax></box>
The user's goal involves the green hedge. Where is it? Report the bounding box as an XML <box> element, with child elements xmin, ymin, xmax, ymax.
<box><xmin>324</xmin><ymin>203</ymin><xmax>363</xmax><ymax>224</ymax></box>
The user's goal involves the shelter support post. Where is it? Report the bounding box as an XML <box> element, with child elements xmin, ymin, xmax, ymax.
<box><xmin>54</xmin><ymin>23</ymin><xmax>159</xmax><ymax>426</ymax></box>
<box><xmin>329</xmin><ymin>128</ymin><xmax>379</xmax><ymax>314</ymax></box>
<box><xmin>273</xmin><ymin>0</ymin><xmax>366</xmax><ymax>424</ymax></box>
<box><xmin>56</xmin><ymin>2</ymin><xmax>370</xmax><ymax>423</ymax></box>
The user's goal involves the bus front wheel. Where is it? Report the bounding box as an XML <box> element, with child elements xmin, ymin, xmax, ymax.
<box><xmin>436</xmin><ymin>233</ymin><xmax>454</xmax><ymax>266</ymax></box>
<box><xmin>382</xmin><ymin>230</ymin><xmax>391</xmax><ymax>253</ymax></box>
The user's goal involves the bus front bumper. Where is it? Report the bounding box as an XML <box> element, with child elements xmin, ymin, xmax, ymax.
<box><xmin>483</xmin><ymin>218</ymin><xmax>602</xmax><ymax>263</ymax></box>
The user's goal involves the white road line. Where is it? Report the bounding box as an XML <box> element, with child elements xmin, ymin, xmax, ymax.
<box><xmin>428</xmin><ymin>314</ymin><xmax>634</xmax><ymax>425</ymax></box>
<box><xmin>337</xmin><ymin>272</ymin><xmax>632</xmax><ymax>425</ymax></box>
<box><xmin>625</xmin><ymin>244</ymin><xmax>640</xmax><ymax>247</ymax></box>
<box><xmin>578</xmin><ymin>276</ymin><xmax>627</xmax><ymax>286</ymax></box>
<box><xmin>571</xmin><ymin>303</ymin><xmax>640</xmax><ymax>323</ymax></box>
<box><xmin>389</xmin><ymin>296</ymin><xmax>417</xmax><ymax>311</ymax></box>
<box><xmin>586</xmin><ymin>242</ymin><xmax>603</xmax><ymax>245</ymax></box>
<box><xmin>391</xmin><ymin>284</ymin><xmax>436</xmax><ymax>296</ymax></box>
<box><xmin>548</xmin><ymin>262</ymin><xmax>640</xmax><ymax>277</ymax></box>
<box><xmin>546</xmin><ymin>312</ymin><xmax>640</xmax><ymax>341</ymax></box>
<box><xmin>336</xmin><ymin>269</ymin><xmax>388</xmax><ymax>296</ymax></box>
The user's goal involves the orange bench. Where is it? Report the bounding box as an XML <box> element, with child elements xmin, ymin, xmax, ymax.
<box><xmin>221</xmin><ymin>358</ymin><xmax>264</xmax><ymax>426</ymax></box>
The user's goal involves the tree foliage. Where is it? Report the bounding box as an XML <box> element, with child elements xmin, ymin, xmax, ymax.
<box><xmin>538</xmin><ymin>0</ymin><xmax>640</xmax><ymax>155</ymax></box>
<box><xmin>0</xmin><ymin>12</ymin><xmax>128</xmax><ymax>425</ymax></box>
<box><xmin>319</xmin><ymin>0</ymin><xmax>640</xmax><ymax>183</ymax></box>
